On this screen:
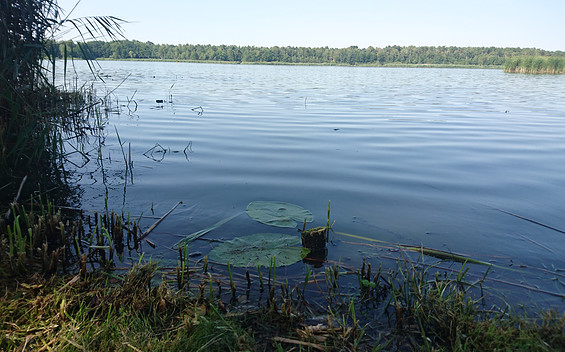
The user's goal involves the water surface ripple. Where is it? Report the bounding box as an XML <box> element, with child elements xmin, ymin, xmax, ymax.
<box><xmin>65</xmin><ymin>61</ymin><xmax>565</xmax><ymax>307</ymax></box>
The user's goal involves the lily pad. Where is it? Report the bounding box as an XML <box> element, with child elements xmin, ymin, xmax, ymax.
<box><xmin>246</xmin><ymin>201</ymin><xmax>314</xmax><ymax>228</ymax></box>
<box><xmin>208</xmin><ymin>233</ymin><xmax>310</xmax><ymax>267</ymax></box>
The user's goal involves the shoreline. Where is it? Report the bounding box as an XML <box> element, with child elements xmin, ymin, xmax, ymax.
<box><xmin>91</xmin><ymin>57</ymin><xmax>502</xmax><ymax>69</ymax></box>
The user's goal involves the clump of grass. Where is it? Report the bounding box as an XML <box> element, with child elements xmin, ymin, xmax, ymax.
<box><xmin>0</xmin><ymin>263</ymin><xmax>254</xmax><ymax>351</ymax></box>
<box><xmin>0</xmin><ymin>196</ymin><xmax>69</xmax><ymax>275</ymax></box>
<box><xmin>504</xmin><ymin>56</ymin><xmax>565</xmax><ymax>74</ymax></box>
<box><xmin>358</xmin><ymin>255</ymin><xmax>565</xmax><ymax>351</ymax></box>
<box><xmin>0</xmin><ymin>191</ymin><xmax>141</xmax><ymax>278</ymax></box>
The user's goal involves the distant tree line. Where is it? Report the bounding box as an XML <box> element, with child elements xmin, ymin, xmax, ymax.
<box><xmin>51</xmin><ymin>40</ymin><xmax>565</xmax><ymax>66</ymax></box>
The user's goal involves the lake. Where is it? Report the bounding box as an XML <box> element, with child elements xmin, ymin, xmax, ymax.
<box><xmin>62</xmin><ymin>60</ymin><xmax>565</xmax><ymax>309</ymax></box>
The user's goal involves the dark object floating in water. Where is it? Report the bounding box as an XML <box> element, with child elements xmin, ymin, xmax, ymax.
<box><xmin>143</xmin><ymin>143</ymin><xmax>167</xmax><ymax>162</ymax></box>
<box><xmin>156</xmin><ymin>99</ymin><xmax>164</xmax><ymax>103</ymax></box>
<box><xmin>191</xmin><ymin>106</ymin><xmax>204</xmax><ymax>116</ymax></box>
<box><xmin>302</xmin><ymin>226</ymin><xmax>327</xmax><ymax>249</ymax></box>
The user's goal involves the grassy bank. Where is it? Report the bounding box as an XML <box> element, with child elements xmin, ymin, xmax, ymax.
<box><xmin>504</xmin><ymin>56</ymin><xmax>565</xmax><ymax>74</ymax></box>
<box><xmin>2</xmin><ymin>256</ymin><xmax>564</xmax><ymax>351</ymax></box>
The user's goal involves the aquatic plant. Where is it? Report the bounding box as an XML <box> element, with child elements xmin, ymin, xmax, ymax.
<box><xmin>1</xmin><ymin>0</ymin><xmax>124</xmax><ymax>204</ymax></box>
<box><xmin>504</xmin><ymin>56</ymin><xmax>565</xmax><ymax>74</ymax></box>
<box><xmin>246</xmin><ymin>201</ymin><xmax>314</xmax><ymax>228</ymax></box>
<box><xmin>208</xmin><ymin>233</ymin><xmax>309</xmax><ymax>267</ymax></box>
<box><xmin>173</xmin><ymin>212</ymin><xmax>241</xmax><ymax>248</ymax></box>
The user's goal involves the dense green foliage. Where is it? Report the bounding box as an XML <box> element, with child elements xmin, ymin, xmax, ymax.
<box><xmin>504</xmin><ymin>56</ymin><xmax>565</xmax><ymax>74</ymax></box>
<box><xmin>1</xmin><ymin>0</ymin><xmax>60</xmax><ymax>180</ymax></box>
<box><xmin>0</xmin><ymin>0</ymin><xmax>123</xmax><ymax>206</ymax></box>
<box><xmin>1</xmin><ymin>0</ymin><xmax>57</xmax><ymax>91</ymax></box>
<box><xmin>54</xmin><ymin>40</ymin><xmax>565</xmax><ymax>66</ymax></box>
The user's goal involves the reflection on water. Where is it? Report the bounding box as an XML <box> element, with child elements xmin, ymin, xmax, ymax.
<box><xmin>61</xmin><ymin>61</ymin><xmax>565</xmax><ymax>309</ymax></box>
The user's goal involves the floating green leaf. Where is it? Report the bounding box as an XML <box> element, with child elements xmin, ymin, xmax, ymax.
<box><xmin>246</xmin><ymin>201</ymin><xmax>313</xmax><ymax>228</ymax></box>
<box><xmin>208</xmin><ymin>233</ymin><xmax>310</xmax><ymax>267</ymax></box>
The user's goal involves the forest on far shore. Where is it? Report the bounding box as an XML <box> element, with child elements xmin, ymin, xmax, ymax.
<box><xmin>53</xmin><ymin>40</ymin><xmax>565</xmax><ymax>66</ymax></box>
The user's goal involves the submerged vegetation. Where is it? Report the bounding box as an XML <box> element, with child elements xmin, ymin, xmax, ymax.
<box><xmin>55</xmin><ymin>40</ymin><xmax>565</xmax><ymax>67</ymax></box>
<box><xmin>504</xmin><ymin>56</ymin><xmax>565</xmax><ymax>74</ymax></box>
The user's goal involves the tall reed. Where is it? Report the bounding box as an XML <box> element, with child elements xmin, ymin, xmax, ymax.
<box><xmin>0</xmin><ymin>0</ymin><xmax>124</xmax><ymax>205</ymax></box>
<box><xmin>504</xmin><ymin>56</ymin><xmax>565</xmax><ymax>74</ymax></box>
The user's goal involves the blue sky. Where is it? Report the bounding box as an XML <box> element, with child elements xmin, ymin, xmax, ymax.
<box><xmin>57</xmin><ymin>0</ymin><xmax>565</xmax><ymax>51</ymax></box>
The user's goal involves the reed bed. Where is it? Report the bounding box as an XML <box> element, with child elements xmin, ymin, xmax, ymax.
<box><xmin>504</xmin><ymin>56</ymin><xmax>565</xmax><ymax>74</ymax></box>
<box><xmin>1</xmin><ymin>0</ymin><xmax>124</xmax><ymax>206</ymax></box>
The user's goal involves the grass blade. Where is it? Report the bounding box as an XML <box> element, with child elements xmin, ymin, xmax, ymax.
<box><xmin>399</xmin><ymin>245</ymin><xmax>491</xmax><ymax>266</ymax></box>
<box><xmin>138</xmin><ymin>201</ymin><xmax>182</xmax><ymax>242</ymax></box>
<box><xmin>173</xmin><ymin>212</ymin><xmax>242</xmax><ymax>248</ymax></box>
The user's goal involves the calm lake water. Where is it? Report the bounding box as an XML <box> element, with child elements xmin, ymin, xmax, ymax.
<box><xmin>62</xmin><ymin>61</ymin><xmax>565</xmax><ymax>308</ymax></box>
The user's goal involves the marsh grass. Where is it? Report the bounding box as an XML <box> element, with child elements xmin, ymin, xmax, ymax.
<box><xmin>353</xmin><ymin>255</ymin><xmax>565</xmax><ymax>351</ymax></box>
<box><xmin>1</xmin><ymin>0</ymin><xmax>125</xmax><ymax>207</ymax></box>
<box><xmin>0</xmin><ymin>189</ymin><xmax>144</xmax><ymax>280</ymax></box>
<box><xmin>504</xmin><ymin>56</ymin><xmax>565</xmax><ymax>74</ymax></box>
<box><xmin>1</xmin><ymin>235</ymin><xmax>565</xmax><ymax>351</ymax></box>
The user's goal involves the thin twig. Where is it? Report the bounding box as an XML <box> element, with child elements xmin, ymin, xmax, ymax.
<box><xmin>137</xmin><ymin>201</ymin><xmax>182</xmax><ymax>242</ymax></box>
<box><xmin>517</xmin><ymin>234</ymin><xmax>555</xmax><ymax>254</ymax></box>
<box><xmin>5</xmin><ymin>175</ymin><xmax>27</xmax><ymax>219</ymax></box>
<box><xmin>123</xmin><ymin>342</ymin><xmax>143</xmax><ymax>352</ymax></box>
<box><xmin>172</xmin><ymin>212</ymin><xmax>242</xmax><ymax>248</ymax></box>
<box><xmin>13</xmin><ymin>175</ymin><xmax>27</xmax><ymax>204</ymax></box>
<box><xmin>494</xmin><ymin>207</ymin><xmax>565</xmax><ymax>235</ymax></box>
<box><xmin>487</xmin><ymin>277</ymin><xmax>565</xmax><ymax>299</ymax></box>
<box><xmin>0</xmin><ymin>182</ymin><xmax>13</xmax><ymax>192</ymax></box>
<box><xmin>58</xmin><ymin>275</ymin><xmax>81</xmax><ymax>292</ymax></box>
<box><xmin>273</xmin><ymin>336</ymin><xmax>325</xmax><ymax>351</ymax></box>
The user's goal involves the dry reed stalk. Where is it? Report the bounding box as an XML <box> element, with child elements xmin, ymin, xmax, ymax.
<box><xmin>137</xmin><ymin>201</ymin><xmax>182</xmax><ymax>242</ymax></box>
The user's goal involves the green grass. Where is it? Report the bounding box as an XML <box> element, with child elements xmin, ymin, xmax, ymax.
<box><xmin>380</xmin><ymin>258</ymin><xmax>565</xmax><ymax>351</ymax></box>
<box><xmin>504</xmin><ymin>56</ymin><xmax>565</xmax><ymax>74</ymax></box>
<box><xmin>2</xmin><ymin>222</ymin><xmax>564</xmax><ymax>352</ymax></box>
<box><xmin>0</xmin><ymin>263</ymin><xmax>254</xmax><ymax>351</ymax></box>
